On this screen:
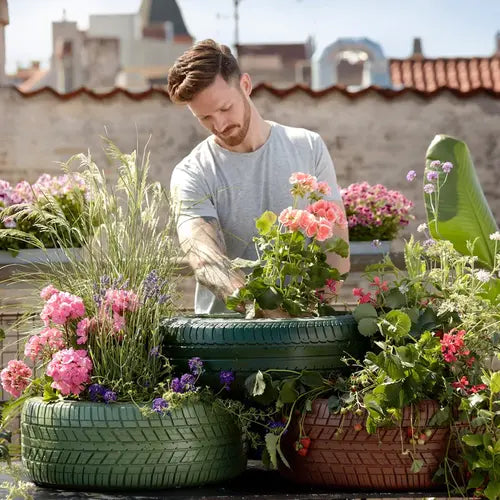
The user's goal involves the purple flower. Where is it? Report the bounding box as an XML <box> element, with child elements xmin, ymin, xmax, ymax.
<box><xmin>188</xmin><ymin>357</ymin><xmax>204</xmax><ymax>375</ymax></box>
<box><xmin>429</xmin><ymin>160</ymin><xmax>441</xmax><ymax>169</ymax></box>
<box><xmin>423</xmin><ymin>183</ymin><xmax>435</xmax><ymax>194</ymax></box>
<box><xmin>220</xmin><ymin>370</ymin><xmax>235</xmax><ymax>391</ymax></box>
<box><xmin>88</xmin><ymin>383</ymin><xmax>106</xmax><ymax>401</ymax></box>
<box><xmin>426</xmin><ymin>171</ymin><xmax>439</xmax><ymax>181</ymax></box>
<box><xmin>442</xmin><ymin>162</ymin><xmax>453</xmax><ymax>173</ymax></box>
<box><xmin>423</xmin><ymin>238</ymin><xmax>435</xmax><ymax>247</ymax></box>
<box><xmin>171</xmin><ymin>377</ymin><xmax>183</xmax><ymax>393</ymax></box>
<box><xmin>152</xmin><ymin>397</ymin><xmax>169</xmax><ymax>415</ymax></box>
<box><xmin>103</xmin><ymin>390</ymin><xmax>117</xmax><ymax>404</ymax></box>
<box><xmin>268</xmin><ymin>420</ymin><xmax>286</xmax><ymax>429</ymax></box>
<box><xmin>149</xmin><ymin>346</ymin><xmax>160</xmax><ymax>358</ymax></box>
<box><xmin>180</xmin><ymin>373</ymin><xmax>196</xmax><ymax>392</ymax></box>
<box><xmin>406</xmin><ymin>170</ymin><xmax>417</xmax><ymax>182</ymax></box>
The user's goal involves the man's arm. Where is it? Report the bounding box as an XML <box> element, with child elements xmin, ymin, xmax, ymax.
<box><xmin>177</xmin><ymin>216</ymin><xmax>245</xmax><ymax>302</ymax></box>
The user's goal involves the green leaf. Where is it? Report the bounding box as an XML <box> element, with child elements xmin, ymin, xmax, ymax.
<box><xmin>256</xmin><ymin>211</ymin><xmax>277</xmax><ymax>235</ymax></box>
<box><xmin>256</xmin><ymin>287</ymin><xmax>283</xmax><ymax>310</ymax></box>
<box><xmin>357</xmin><ymin>317</ymin><xmax>379</xmax><ymax>337</ymax></box>
<box><xmin>305</xmin><ymin>399</ymin><xmax>313</xmax><ymax>412</ymax></box>
<box><xmin>425</xmin><ymin>135</ymin><xmax>498</xmax><ymax>269</ymax></box>
<box><xmin>382</xmin><ymin>354</ymin><xmax>406</xmax><ymax>380</ymax></box>
<box><xmin>43</xmin><ymin>383</ymin><xmax>58</xmax><ymax>402</ymax></box>
<box><xmin>491</xmin><ymin>372</ymin><xmax>500</xmax><ymax>394</ymax></box>
<box><xmin>327</xmin><ymin>395</ymin><xmax>340</xmax><ymax>413</ymax></box>
<box><xmin>282</xmin><ymin>298</ymin><xmax>303</xmax><ymax>317</ymax></box>
<box><xmin>484</xmin><ymin>479</ymin><xmax>500</xmax><ymax>500</ymax></box>
<box><xmin>379</xmin><ymin>310</ymin><xmax>411</xmax><ymax>339</ymax></box>
<box><xmin>279</xmin><ymin>379</ymin><xmax>299</xmax><ymax>404</ymax></box>
<box><xmin>276</xmin><ymin>441</ymin><xmax>291</xmax><ymax>469</ymax></box>
<box><xmin>469</xmin><ymin>393</ymin><xmax>488</xmax><ymax>407</ymax></box>
<box><xmin>463</xmin><ymin>434</ymin><xmax>484</xmax><ymax>447</ymax></box>
<box><xmin>299</xmin><ymin>370</ymin><xmax>324</xmax><ymax>388</ymax></box>
<box><xmin>385</xmin><ymin>290</ymin><xmax>406</xmax><ymax>309</ymax></box>
<box><xmin>230</xmin><ymin>257</ymin><xmax>260</xmax><ymax>269</ymax></box>
<box><xmin>428</xmin><ymin>406</ymin><xmax>451</xmax><ymax>427</ymax></box>
<box><xmin>468</xmin><ymin>471</ymin><xmax>487</xmax><ymax>489</ymax></box>
<box><xmin>353</xmin><ymin>303</ymin><xmax>378</xmax><ymax>322</ymax></box>
<box><xmin>365</xmin><ymin>415</ymin><xmax>377</xmax><ymax>434</ymax></box>
<box><xmin>411</xmin><ymin>459</ymin><xmax>424</xmax><ymax>473</ymax></box>
<box><xmin>373</xmin><ymin>382</ymin><xmax>404</xmax><ymax>408</ymax></box>
<box><xmin>308</xmin><ymin>264</ymin><xmax>331</xmax><ymax>288</ymax></box>
<box><xmin>244</xmin><ymin>371</ymin><xmax>266</xmax><ymax>397</ymax></box>
<box><xmin>265</xmin><ymin>433</ymin><xmax>279</xmax><ymax>470</ymax></box>
<box><xmin>325</xmin><ymin>236</ymin><xmax>349</xmax><ymax>258</ymax></box>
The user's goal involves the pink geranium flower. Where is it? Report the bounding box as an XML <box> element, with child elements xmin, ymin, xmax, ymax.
<box><xmin>46</xmin><ymin>348</ymin><xmax>92</xmax><ymax>396</ymax></box>
<box><xmin>40</xmin><ymin>291</ymin><xmax>85</xmax><ymax>326</ymax></box>
<box><xmin>0</xmin><ymin>360</ymin><xmax>32</xmax><ymax>397</ymax></box>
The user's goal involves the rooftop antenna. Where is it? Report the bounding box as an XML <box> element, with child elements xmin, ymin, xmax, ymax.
<box><xmin>233</xmin><ymin>0</ymin><xmax>241</xmax><ymax>60</ymax></box>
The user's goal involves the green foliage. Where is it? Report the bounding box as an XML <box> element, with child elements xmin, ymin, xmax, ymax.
<box><xmin>424</xmin><ymin>135</ymin><xmax>498</xmax><ymax>269</ymax></box>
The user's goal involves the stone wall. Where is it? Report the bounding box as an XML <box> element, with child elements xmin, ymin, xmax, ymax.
<box><xmin>1</xmin><ymin>86</ymin><xmax>499</xmax><ymax>225</ymax></box>
<box><xmin>0</xmin><ymin>86</ymin><xmax>499</xmax><ymax>313</ymax></box>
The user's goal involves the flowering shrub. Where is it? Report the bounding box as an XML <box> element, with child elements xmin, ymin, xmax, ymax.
<box><xmin>341</xmin><ymin>182</ymin><xmax>414</xmax><ymax>241</ymax></box>
<box><xmin>0</xmin><ymin>173</ymin><xmax>89</xmax><ymax>252</ymax></box>
<box><xmin>226</xmin><ymin>172</ymin><xmax>349</xmax><ymax>317</ymax></box>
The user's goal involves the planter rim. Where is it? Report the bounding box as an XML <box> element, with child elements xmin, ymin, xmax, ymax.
<box><xmin>0</xmin><ymin>247</ymin><xmax>82</xmax><ymax>265</ymax></box>
<box><xmin>163</xmin><ymin>312</ymin><xmax>355</xmax><ymax>324</ymax></box>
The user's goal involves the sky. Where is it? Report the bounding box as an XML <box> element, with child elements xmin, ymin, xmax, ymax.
<box><xmin>5</xmin><ymin>0</ymin><xmax>500</xmax><ymax>73</ymax></box>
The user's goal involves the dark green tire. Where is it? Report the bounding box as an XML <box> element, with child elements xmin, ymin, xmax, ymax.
<box><xmin>21</xmin><ymin>398</ymin><xmax>246</xmax><ymax>490</ymax></box>
<box><xmin>161</xmin><ymin>314</ymin><xmax>368</xmax><ymax>393</ymax></box>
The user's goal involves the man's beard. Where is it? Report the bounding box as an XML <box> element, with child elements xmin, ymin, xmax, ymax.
<box><xmin>215</xmin><ymin>97</ymin><xmax>251</xmax><ymax>147</ymax></box>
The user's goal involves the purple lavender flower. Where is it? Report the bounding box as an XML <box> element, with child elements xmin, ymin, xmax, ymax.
<box><xmin>188</xmin><ymin>357</ymin><xmax>204</xmax><ymax>375</ymax></box>
<box><xmin>103</xmin><ymin>390</ymin><xmax>117</xmax><ymax>404</ymax></box>
<box><xmin>426</xmin><ymin>171</ymin><xmax>439</xmax><ymax>181</ymax></box>
<box><xmin>429</xmin><ymin>160</ymin><xmax>441</xmax><ymax>169</ymax></box>
<box><xmin>406</xmin><ymin>170</ymin><xmax>416</xmax><ymax>182</ymax></box>
<box><xmin>220</xmin><ymin>370</ymin><xmax>235</xmax><ymax>391</ymax></box>
<box><xmin>149</xmin><ymin>346</ymin><xmax>160</xmax><ymax>358</ymax></box>
<box><xmin>152</xmin><ymin>397</ymin><xmax>169</xmax><ymax>415</ymax></box>
<box><xmin>268</xmin><ymin>420</ymin><xmax>288</xmax><ymax>434</ymax></box>
<box><xmin>442</xmin><ymin>162</ymin><xmax>454</xmax><ymax>173</ymax></box>
<box><xmin>423</xmin><ymin>238</ymin><xmax>435</xmax><ymax>247</ymax></box>
<box><xmin>423</xmin><ymin>183</ymin><xmax>435</xmax><ymax>194</ymax></box>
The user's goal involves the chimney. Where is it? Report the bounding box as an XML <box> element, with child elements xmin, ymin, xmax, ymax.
<box><xmin>412</xmin><ymin>37</ymin><xmax>423</xmax><ymax>59</ymax></box>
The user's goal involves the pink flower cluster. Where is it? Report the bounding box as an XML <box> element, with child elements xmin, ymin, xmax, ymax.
<box><xmin>40</xmin><ymin>290</ymin><xmax>85</xmax><ymax>326</ymax></box>
<box><xmin>102</xmin><ymin>288</ymin><xmax>139</xmax><ymax>333</ymax></box>
<box><xmin>24</xmin><ymin>327</ymin><xmax>65</xmax><ymax>361</ymax></box>
<box><xmin>341</xmin><ymin>182</ymin><xmax>414</xmax><ymax>234</ymax></box>
<box><xmin>279</xmin><ymin>178</ymin><xmax>347</xmax><ymax>242</ymax></box>
<box><xmin>46</xmin><ymin>348</ymin><xmax>92</xmax><ymax>396</ymax></box>
<box><xmin>440</xmin><ymin>329</ymin><xmax>474</xmax><ymax>365</ymax></box>
<box><xmin>0</xmin><ymin>360</ymin><xmax>33</xmax><ymax>397</ymax></box>
<box><xmin>0</xmin><ymin>174</ymin><xmax>87</xmax><ymax>208</ymax></box>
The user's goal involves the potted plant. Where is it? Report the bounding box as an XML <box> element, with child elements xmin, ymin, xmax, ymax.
<box><xmin>245</xmin><ymin>238</ymin><xmax>490</xmax><ymax>492</ymax></box>
<box><xmin>341</xmin><ymin>181</ymin><xmax>414</xmax><ymax>255</ymax></box>
<box><xmin>0</xmin><ymin>174</ymin><xmax>89</xmax><ymax>264</ymax></box>
<box><xmin>0</xmin><ymin>141</ymin><xmax>247</xmax><ymax>490</ymax></box>
<box><xmin>162</xmin><ymin>173</ymin><xmax>368</xmax><ymax>391</ymax></box>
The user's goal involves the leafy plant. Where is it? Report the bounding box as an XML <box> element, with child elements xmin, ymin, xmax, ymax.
<box><xmin>423</xmin><ymin>135</ymin><xmax>498</xmax><ymax>269</ymax></box>
<box><xmin>226</xmin><ymin>172</ymin><xmax>349</xmax><ymax>317</ymax></box>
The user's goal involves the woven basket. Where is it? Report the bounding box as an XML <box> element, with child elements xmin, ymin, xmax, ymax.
<box><xmin>280</xmin><ymin>399</ymin><xmax>454</xmax><ymax>491</ymax></box>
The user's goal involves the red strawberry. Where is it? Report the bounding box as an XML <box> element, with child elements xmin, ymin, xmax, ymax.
<box><xmin>353</xmin><ymin>423</ymin><xmax>363</xmax><ymax>432</ymax></box>
<box><xmin>300</xmin><ymin>437</ymin><xmax>311</xmax><ymax>448</ymax></box>
<box><xmin>297</xmin><ymin>447</ymin><xmax>309</xmax><ymax>457</ymax></box>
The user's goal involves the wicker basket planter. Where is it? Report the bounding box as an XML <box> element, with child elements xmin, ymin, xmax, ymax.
<box><xmin>21</xmin><ymin>397</ymin><xmax>246</xmax><ymax>490</ymax></box>
<box><xmin>280</xmin><ymin>398</ymin><xmax>453</xmax><ymax>491</ymax></box>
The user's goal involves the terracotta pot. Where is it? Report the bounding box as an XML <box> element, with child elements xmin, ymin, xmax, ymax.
<box><xmin>280</xmin><ymin>399</ymin><xmax>454</xmax><ymax>491</ymax></box>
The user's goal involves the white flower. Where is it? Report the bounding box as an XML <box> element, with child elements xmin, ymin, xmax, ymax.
<box><xmin>371</xmin><ymin>239</ymin><xmax>381</xmax><ymax>247</ymax></box>
<box><xmin>399</xmin><ymin>284</ymin><xmax>409</xmax><ymax>294</ymax></box>
<box><xmin>489</xmin><ymin>231</ymin><xmax>500</xmax><ymax>241</ymax></box>
<box><xmin>475</xmin><ymin>269</ymin><xmax>491</xmax><ymax>283</ymax></box>
<box><xmin>417</xmin><ymin>223</ymin><xmax>427</xmax><ymax>233</ymax></box>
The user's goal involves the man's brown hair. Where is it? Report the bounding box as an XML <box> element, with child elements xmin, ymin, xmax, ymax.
<box><xmin>167</xmin><ymin>39</ymin><xmax>241</xmax><ymax>103</ymax></box>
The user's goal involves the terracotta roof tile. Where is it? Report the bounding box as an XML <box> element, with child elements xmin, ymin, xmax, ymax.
<box><xmin>390</xmin><ymin>57</ymin><xmax>500</xmax><ymax>92</ymax></box>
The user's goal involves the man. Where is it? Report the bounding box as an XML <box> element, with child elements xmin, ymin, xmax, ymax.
<box><xmin>168</xmin><ymin>39</ymin><xmax>349</xmax><ymax>316</ymax></box>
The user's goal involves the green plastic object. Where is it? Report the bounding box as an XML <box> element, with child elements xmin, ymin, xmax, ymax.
<box><xmin>161</xmin><ymin>314</ymin><xmax>369</xmax><ymax>392</ymax></box>
<box><xmin>21</xmin><ymin>398</ymin><xmax>246</xmax><ymax>490</ymax></box>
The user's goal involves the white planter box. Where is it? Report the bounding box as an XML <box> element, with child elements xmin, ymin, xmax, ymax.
<box><xmin>349</xmin><ymin>240</ymin><xmax>391</xmax><ymax>256</ymax></box>
<box><xmin>0</xmin><ymin>248</ymin><xmax>82</xmax><ymax>265</ymax></box>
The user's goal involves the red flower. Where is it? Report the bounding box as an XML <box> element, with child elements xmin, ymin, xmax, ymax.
<box><xmin>440</xmin><ymin>329</ymin><xmax>470</xmax><ymax>363</ymax></box>
<box><xmin>370</xmin><ymin>276</ymin><xmax>389</xmax><ymax>292</ymax></box>
<box><xmin>451</xmin><ymin>376</ymin><xmax>469</xmax><ymax>391</ymax></box>
<box><xmin>468</xmin><ymin>384</ymin><xmax>487</xmax><ymax>394</ymax></box>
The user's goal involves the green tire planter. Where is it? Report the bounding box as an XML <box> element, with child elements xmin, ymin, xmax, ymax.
<box><xmin>21</xmin><ymin>397</ymin><xmax>246</xmax><ymax>490</ymax></box>
<box><xmin>161</xmin><ymin>314</ymin><xmax>368</xmax><ymax>392</ymax></box>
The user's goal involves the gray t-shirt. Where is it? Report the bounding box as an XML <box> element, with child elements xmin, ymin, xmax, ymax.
<box><xmin>170</xmin><ymin>121</ymin><xmax>342</xmax><ymax>314</ymax></box>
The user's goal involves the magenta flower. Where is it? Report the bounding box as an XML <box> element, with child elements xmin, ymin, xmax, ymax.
<box><xmin>426</xmin><ymin>171</ymin><xmax>439</xmax><ymax>181</ymax></box>
<box><xmin>0</xmin><ymin>360</ymin><xmax>32</xmax><ymax>397</ymax></box>
<box><xmin>442</xmin><ymin>162</ymin><xmax>453</xmax><ymax>173</ymax></box>
<box><xmin>423</xmin><ymin>183</ymin><xmax>435</xmax><ymax>194</ymax></box>
<box><xmin>46</xmin><ymin>348</ymin><xmax>92</xmax><ymax>396</ymax></box>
